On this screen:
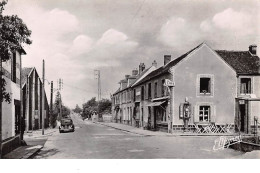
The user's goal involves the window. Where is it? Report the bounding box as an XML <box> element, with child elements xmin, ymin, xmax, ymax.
<box><xmin>199</xmin><ymin>106</ymin><xmax>210</xmax><ymax>122</ymax></box>
<box><xmin>148</xmin><ymin>83</ymin><xmax>151</xmax><ymax>99</ymax></box>
<box><xmin>240</xmin><ymin>78</ymin><xmax>251</xmax><ymax>94</ymax></box>
<box><xmin>161</xmin><ymin>79</ymin><xmax>165</xmax><ymax>96</ymax></box>
<box><xmin>141</xmin><ymin>86</ymin><xmax>144</xmax><ymax>101</ymax></box>
<box><xmin>154</xmin><ymin>82</ymin><xmax>157</xmax><ymax>98</ymax></box>
<box><xmin>200</xmin><ymin>77</ymin><xmax>211</xmax><ymax>94</ymax></box>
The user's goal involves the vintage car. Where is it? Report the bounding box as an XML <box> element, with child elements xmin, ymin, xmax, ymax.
<box><xmin>59</xmin><ymin>118</ymin><xmax>75</xmax><ymax>133</ymax></box>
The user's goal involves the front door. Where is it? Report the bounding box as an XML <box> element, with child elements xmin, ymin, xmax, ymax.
<box><xmin>239</xmin><ymin>104</ymin><xmax>246</xmax><ymax>132</ymax></box>
<box><xmin>14</xmin><ymin>100</ymin><xmax>21</xmax><ymax>135</ymax></box>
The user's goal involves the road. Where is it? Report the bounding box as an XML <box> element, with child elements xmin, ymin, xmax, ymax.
<box><xmin>34</xmin><ymin>113</ymin><xmax>246</xmax><ymax>159</ymax></box>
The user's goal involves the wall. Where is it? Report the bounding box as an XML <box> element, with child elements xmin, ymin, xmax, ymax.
<box><xmin>173</xmin><ymin>44</ymin><xmax>237</xmax><ymax>125</ymax></box>
<box><xmin>249</xmin><ymin>76</ymin><xmax>260</xmax><ymax>126</ymax></box>
<box><xmin>2</xmin><ymin>76</ymin><xmax>21</xmax><ymax>140</ymax></box>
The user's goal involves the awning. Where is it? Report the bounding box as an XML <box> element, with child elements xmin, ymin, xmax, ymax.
<box><xmin>146</xmin><ymin>101</ymin><xmax>166</xmax><ymax>107</ymax></box>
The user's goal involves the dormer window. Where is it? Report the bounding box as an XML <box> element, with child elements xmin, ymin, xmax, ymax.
<box><xmin>240</xmin><ymin>78</ymin><xmax>251</xmax><ymax>94</ymax></box>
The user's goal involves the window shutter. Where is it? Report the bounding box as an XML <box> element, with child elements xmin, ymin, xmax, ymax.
<box><xmin>179</xmin><ymin>103</ymin><xmax>184</xmax><ymax>119</ymax></box>
<box><xmin>194</xmin><ymin>105</ymin><xmax>199</xmax><ymax>123</ymax></box>
<box><xmin>210</xmin><ymin>105</ymin><xmax>216</xmax><ymax>123</ymax></box>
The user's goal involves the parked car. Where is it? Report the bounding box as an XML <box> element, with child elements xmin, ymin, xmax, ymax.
<box><xmin>59</xmin><ymin>118</ymin><xmax>75</xmax><ymax>133</ymax></box>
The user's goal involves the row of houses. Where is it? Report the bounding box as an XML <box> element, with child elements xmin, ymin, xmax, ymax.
<box><xmin>111</xmin><ymin>43</ymin><xmax>260</xmax><ymax>134</ymax></box>
<box><xmin>1</xmin><ymin>49</ymin><xmax>49</xmax><ymax>156</ymax></box>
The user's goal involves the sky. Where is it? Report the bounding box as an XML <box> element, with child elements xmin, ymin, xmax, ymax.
<box><xmin>3</xmin><ymin>0</ymin><xmax>260</xmax><ymax>108</ymax></box>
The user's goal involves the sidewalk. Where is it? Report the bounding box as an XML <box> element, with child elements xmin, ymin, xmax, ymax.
<box><xmin>93</xmin><ymin>121</ymin><xmax>249</xmax><ymax>137</ymax></box>
<box><xmin>3</xmin><ymin>128</ymin><xmax>57</xmax><ymax>159</ymax></box>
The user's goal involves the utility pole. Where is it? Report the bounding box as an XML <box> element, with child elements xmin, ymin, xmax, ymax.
<box><xmin>50</xmin><ymin>81</ymin><xmax>53</xmax><ymax>127</ymax></box>
<box><xmin>0</xmin><ymin>57</ymin><xmax>3</xmax><ymax>159</ymax></box>
<box><xmin>42</xmin><ymin>60</ymin><xmax>45</xmax><ymax>135</ymax></box>
<box><xmin>58</xmin><ymin>78</ymin><xmax>63</xmax><ymax>119</ymax></box>
<box><xmin>94</xmin><ymin>70</ymin><xmax>101</xmax><ymax>101</ymax></box>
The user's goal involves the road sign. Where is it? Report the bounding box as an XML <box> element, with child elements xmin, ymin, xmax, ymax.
<box><xmin>164</xmin><ymin>79</ymin><xmax>175</xmax><ymax>87</ymax></box>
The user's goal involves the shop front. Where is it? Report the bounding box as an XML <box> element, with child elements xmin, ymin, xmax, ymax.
<box><xmin>235</xmin><ymin>97</ymin><xmax>260</xmax><ymax>134</ymax></box>
<box><xmin>147</xmin><ymin>100</ymin><xmax>168</xmax><ymax>132</ymax></box>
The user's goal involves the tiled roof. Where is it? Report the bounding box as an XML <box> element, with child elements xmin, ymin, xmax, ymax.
<box><xmin>21</xmin><ymin>67</ymin><xmax>33</xmax><ymax>87</ymax></box>
<box><xmin>216</xmin><ymin>50</ymin><xmax>260</xmax><ymax>75</ymax></box>
<box><xmin>113</xmin><ymin>67</ymin><xmax>152</xmax><ymax>95</ymax></box>
<box><xmin>134</xmin><ymin>43</ymin><xmax>204</xmax><ymax>86</ymax></box>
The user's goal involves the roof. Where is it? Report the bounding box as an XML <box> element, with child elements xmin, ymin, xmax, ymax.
<box><xmin>215</xmin><ymin>50</ymin><xmax>260</xmax><ymax>75</ymax></box>
<box><xmin>21</xmin><ymin>67</ymin><xmax>34</xmax><ymax>87</ymax></box>
<box><xmin>113</xmin><ymin>66</ymin><xmax>152</xmax><ymax>95</ymax></box>
<box><xmin>134</xmin><ymin>43</ymin><xmax>203</xmax><ymax>86</ymax></box>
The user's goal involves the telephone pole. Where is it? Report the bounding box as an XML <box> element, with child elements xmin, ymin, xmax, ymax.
<box><xmin>50</xmin><ymin>81</ymin><xmax>53</xmax><ymax>127</ymax></box>
<box><xmin>58</xmin><ymin>78</ymin><xmax>63</xmax><ymax>119</ymax></box>
<box><xmin>42</xmin><ymin>60</ymin><xmax>45</xmax><ymax>135</ymax></box>
<box><xmin>94</xmin><ymin>70</ymin><xmax>101</xmax><ymax>101</ymax></box>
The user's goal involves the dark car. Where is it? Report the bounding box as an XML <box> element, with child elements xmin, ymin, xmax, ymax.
<box><xmin>59</xmin><ymin>118</ymin><xmax>75</xmax><ymax>133</ymax></box>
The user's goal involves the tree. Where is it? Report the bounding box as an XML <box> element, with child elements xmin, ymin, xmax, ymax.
<box><xmin>50</xmin><ymin>91</ymin><xmax>71</xmax><ymax>127</ymax></box>
<box><xmin>0</xmin><ymin>0</ymin><xmax>32</xmax><ymax>102</ymax></box>
<box><xmin>98</xmin><ymin>99</ymin><xmax>111</xmax><ymax>115</ymax></box>
<box><xmin>50</xmin><ymin>92</ymin><xmax>61</xmax><ymax>127</ymax></box>
<box><xmin>82</xmin><ymin>97</ymin><xmax>98</xmax><ymax>119</ymax></box>
<box><xmin>73</xmin><ymin>104</ymin><xmax>82</xmax><ymax>114</ymax></box>
<box><xmin>81</xmin><ymin>98</ymin><xmax>112</xmax><ymax>120</ymax></box>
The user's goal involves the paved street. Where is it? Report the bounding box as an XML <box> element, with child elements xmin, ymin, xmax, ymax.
<box><xmin>33</xmin><ymin>113</ymin><xmax>249</xmax><ymax>159</ymax></box>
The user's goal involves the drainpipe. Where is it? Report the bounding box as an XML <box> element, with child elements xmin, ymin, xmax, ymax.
<box><xmin>20</xmin><ymin>52</ymin><xmax>24</xmax><ymax>142</ymax></box>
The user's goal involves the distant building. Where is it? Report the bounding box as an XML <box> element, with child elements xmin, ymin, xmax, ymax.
<box><xmin>1</xmin><ymin>48</ymin><xmax>26</xmax><ymax>155</ymax></box>
<box><xmin>112</xmin><ymin>43</ymin><xmax>260</xmax><ymax>134</ymax></box>
<box><xmin>21</xmin><ymin>67</ymin><xmax>49</xmax><ymax>132</ymax></box>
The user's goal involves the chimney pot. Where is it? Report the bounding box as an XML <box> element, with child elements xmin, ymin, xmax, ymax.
<box><xmin>164</xmin><ymin>55</ymin><xmax>171</xmax><ymax>65</ymax></box>
<box><xmin>152</xmin><ymin>60</ymin><xmax>157</xmax><ymax>68</ymax></box>
<box><xmin>125</xmin><ymin>75</ymin><xmax>130</xmax><ymax>79</ymax></box>
<box><xmin>132</xmin><ymin>69</ymin><xmax>138</xmax><ymax>76</ymax></box>
<box><xmin>139</xmin><ymin>63</ymin><xmax>145</xmax><ymax>74</ymax></box>
<box><xmin>249</xmin><ymin>44</ymin><xmax>257</xmax><ymax>55</ymax></box>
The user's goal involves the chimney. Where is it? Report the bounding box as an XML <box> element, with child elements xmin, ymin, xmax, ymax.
<box><xmin>125</xmin><ymin>75</ymin><xmax>130</xmax><ymax>79</ymax></box>
<box><xmin>152</xmin><ymin>60</ymin><xmax>157</xmax><ymax>68</ymax></box>
<box><xmin>249</xmin><ymin>44</ymin><xmax>257</xmax><ymax>55</ymax></box>
<box><xmin>164</xmin><ymin>55</ymin><xmax>171</xmax><ymax>65</ymax></box>
<box><xmin>132</xmin><ymin>69</ymin><xmax>138</xmax><ymax>76</ymax></box>
<box><xmin>139</xmin><ymin>63</ymin><xmax>145</xmax><ymax>74</ymax></box>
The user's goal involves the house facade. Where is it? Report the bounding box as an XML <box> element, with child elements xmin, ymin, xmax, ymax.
<box><xmin>1</xmin><ymin>49</ymin><xmax>25</xmax><ymax>155</ymax></box>
<box><xmin>112</xmin><ymin>63</ymin><xmax>156</xmax><ymax>127</ymax></box>
<box><xmin>22</xmin><ymin>67</ymin><xmax>49</xmax><ymax>132</ymax></box>
<box><xmin>112</xmin><ymin>43</ymin><xmax>260</xmax><ymax>134</ymax></box>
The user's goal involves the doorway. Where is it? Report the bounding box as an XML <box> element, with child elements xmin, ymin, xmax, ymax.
<box><xmin>239</xmin><ymin>104</ymin><xmax>246</xmax><ymax>132</ymax></box>
<box><xmin>14</xmin><ymin>100</ymin><xmax>21</xmax><ymax>135</ymax></box>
